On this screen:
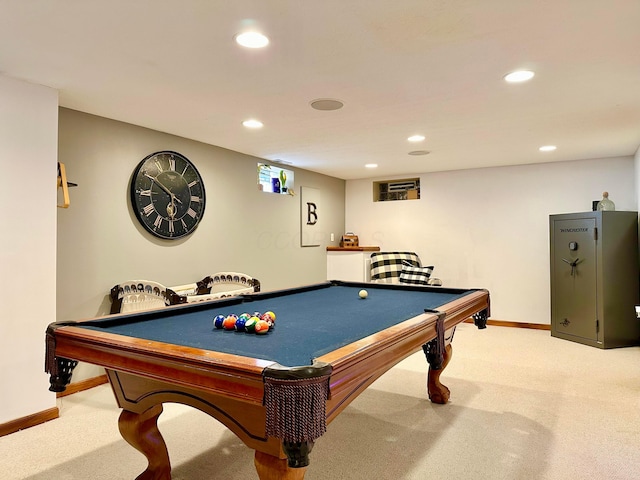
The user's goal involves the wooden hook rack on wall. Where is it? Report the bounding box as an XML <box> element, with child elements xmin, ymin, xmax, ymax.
<box><xmin>57</xmin><ymin>162</ymin><xmax>77</xmax><ymax>208</ymax></box>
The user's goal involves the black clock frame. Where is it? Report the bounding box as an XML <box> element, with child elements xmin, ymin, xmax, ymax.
<box><xmin>130</xmin><ymin>151</ymin><xmax>206</xmax><ymax>239</ymax></box>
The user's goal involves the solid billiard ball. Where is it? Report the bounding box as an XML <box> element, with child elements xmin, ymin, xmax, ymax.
<box><xmin>359</xmin><ymin>289</ymin><xmax>368</xmax><ymax>299</ymax></box>
<box><xmin>223</xmin><ymin>315</ymin><xmax>238</xmax><ymax>330</ymax></box>
<box><xmin>235</xmin><ymin>317</ymin><xmax>247</xmax><ymax>332</ymax></box>
<box><xmin>245</xmin><ymin>317</ymin><xmax>259</xmax><ymax>333</ymax></box>
<box><xmin>213</xmin><ymin>314</ymin><xmax>226</xmax><ymax>329</ymax></box>
<box><xmin>254</xmin><ymin>320</ymin><xmax>270</xmax><ymax>334</ymax></box>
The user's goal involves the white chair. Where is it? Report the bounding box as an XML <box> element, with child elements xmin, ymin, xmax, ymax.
<box><xmin>109</xmin><ymin>280</ymin><xmax>184</xmax><ymax>314</ymax></box>
<box><xmin>369</xmin><ymin>251</ymin><xmax>442</xmax><ymax>286</ymax></box>
<box><xmin>170</xmin><ymin>272</ymin><xmax>261</xmax><ymax>303</ymax></box>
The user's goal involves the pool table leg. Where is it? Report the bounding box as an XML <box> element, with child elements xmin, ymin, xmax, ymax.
<box><xmin>427</xmin><ymin>343</ymin><xmax>452</xmax><ymax>404</ymax></box>
<box><xmin>118</xmin><ymin>405</ymin><xmax>172</xmax><ymax>480</ymax></box>
<box><xmin>254</xmin><ymin>451</ymin><xmax>308</xmax><ymax>480</ymax></box>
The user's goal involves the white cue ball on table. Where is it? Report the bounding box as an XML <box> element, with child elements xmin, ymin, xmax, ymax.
<box><xmin>359</xmin><ymin>289</ymin><xmax>368</xmax><ymax>299</ymax></box>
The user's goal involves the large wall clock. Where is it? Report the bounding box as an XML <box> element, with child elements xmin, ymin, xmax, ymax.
<box><xmin>130</xmin><ymin>151</ymin><xmax>206</xmax><ymax>239</ymax></box>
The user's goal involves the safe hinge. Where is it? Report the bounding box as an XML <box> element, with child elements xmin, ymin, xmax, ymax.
<box><xmin>596</xmin><ymin>318</ymin><xmax>600</xmax><ymax>333</ymax></box>
<box><xmin>593</xmin><ymin>227</ymin><xmax>598</xmax><ymax>241</ymax></box>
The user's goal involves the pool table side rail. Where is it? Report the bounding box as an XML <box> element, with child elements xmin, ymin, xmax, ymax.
<box><xmin>318</xmin><ymin>289</ymin><xmax>489</xmax><ymax>422</ymax></box>
<box><xmin>49</xmin><ymin>326</ymin><xmax>273</xmax><ymax>404</ymax></box>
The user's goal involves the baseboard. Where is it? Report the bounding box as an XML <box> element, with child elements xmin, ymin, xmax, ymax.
<box><xmin>0</xmin><ymin>407</ymin><xmax>59</xmax><ymax>437</ymax></box>
<box><xmin>464</xmin><ymin>318</ymin><xmax>551</xmax><ymax>330</ymax></box>
<box><xmin>0</xmin><ymin>375</ymin><xmax>109</xmax><ymax>437</ymax></box>
<box><xmin>56</xmin><ymin>374</ymin><xmax>109</xmax><ymax>398</ymax></box>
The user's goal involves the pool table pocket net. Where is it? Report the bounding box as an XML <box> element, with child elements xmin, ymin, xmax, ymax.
<box><xmin>263</xmin><ymin>362</ymin><xmax>333</xmax><ymax>447</ymax></box>
<box><xmin>264</xmin><ymin>374</ymin><xmax>330</xmax><ymax>443</ymax></box>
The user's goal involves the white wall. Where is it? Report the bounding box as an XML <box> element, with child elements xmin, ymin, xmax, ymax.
<box><xmin>346</xmin><ymin>157</ymin><xmax>636</xmax><ymax>324</ymax></box>
<box><xmin>0</xmin><ymin>76</ymin><xmax>58</xmax><ymax>423</ymax></box>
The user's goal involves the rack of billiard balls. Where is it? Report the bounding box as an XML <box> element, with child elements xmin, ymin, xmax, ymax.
<box><xmin>213</xmin><ymin>311</ymin><xmax>276</xmax><ymax>334</ymax></box>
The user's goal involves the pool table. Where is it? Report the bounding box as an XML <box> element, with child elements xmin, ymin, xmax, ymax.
<box><xmin>46</xmin><ymin>281</ymin><xmax>489</xmax><ymax>480</ymax></box>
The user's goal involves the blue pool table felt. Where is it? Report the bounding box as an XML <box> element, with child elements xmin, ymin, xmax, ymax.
<box><xmin>83</xmin><ymin>284</ymin><xmax>469</xmax><ymax>367</ymax></box>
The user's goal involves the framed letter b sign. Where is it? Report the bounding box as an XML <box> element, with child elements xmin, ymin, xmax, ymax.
<box><xmin>307</xmin><ymin>202</ymin><xmax>318</xmax><ymax>225</ymax></box>
<box><xmin>301</xmin><ymin>186</ymin><xmax>320</xmax><ymax>247</ymax></box>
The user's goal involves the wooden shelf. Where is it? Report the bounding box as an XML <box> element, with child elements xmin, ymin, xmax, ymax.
<box><xmin>326</xmin><ymin>246</ymin><xmax>380</xmax><ymax>252</ymax></box>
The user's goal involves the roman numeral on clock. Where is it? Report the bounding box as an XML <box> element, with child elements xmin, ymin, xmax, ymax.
<box><xmin>143</xmin><ymin>203</ymin><xmax>155</xmax><ymax>216</ymax></box>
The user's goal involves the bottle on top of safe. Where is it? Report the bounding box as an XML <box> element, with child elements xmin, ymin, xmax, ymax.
<box><xmin>597</xmin><ymin>191</ymin><xmax>615</xmax><ymax>211</ymax></box>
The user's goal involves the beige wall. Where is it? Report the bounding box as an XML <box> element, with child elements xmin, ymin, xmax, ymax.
<box><xmin>0</xmin><ymin>76</ymin><xmax>58</xmax><ymax>423</ymax></box>
<box><xmin>57</xmin><ymin>109</ymin><xmax>345</xmax><ymax>381</ymax></box>
<box><xmin>346</xmin><ymin>156</ymin><xmax>637</xmax><ymax>325</ymax></box>
<box><xmin>635</xmin><ymin>145</ymin><xmax>640</xmax><ymax>211</ymax></box>
<box><xmin>57</xmin><ymin>108</ymin><xmax>346</xmax><ymax>322</ymax></box>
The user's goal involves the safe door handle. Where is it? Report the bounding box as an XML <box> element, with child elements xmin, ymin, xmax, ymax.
<box><xmin>562</xmin><ymin>258</ymin><xmax>580</xmax><ymax>276</ymax></box>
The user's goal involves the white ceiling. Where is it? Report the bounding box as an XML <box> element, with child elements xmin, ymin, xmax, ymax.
<box><xmin>2</xmin><ymin>0</ymin><xmax>640</xmax><ymax>180</ymax></box>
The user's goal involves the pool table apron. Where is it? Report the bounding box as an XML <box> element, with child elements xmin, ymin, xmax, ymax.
<box><xmin>104</xmin><ymin>322</ymin><xmax>463</xmax><ymax>466</ymax></box>
<box><xmin>103</xmin><ymin>330</ymin><xmax>460</xmax><ymax>452</ymax></box>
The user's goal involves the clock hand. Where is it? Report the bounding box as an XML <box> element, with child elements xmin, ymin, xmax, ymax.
<box><xmin>144</xmin><ymin>173</ymin><xmax>183</xmax><ymax>204</ymax></box>
<box><xmin>145</xmin><ymin>173</ymin><xmax>173</xmax><ymax>195</ymax></box>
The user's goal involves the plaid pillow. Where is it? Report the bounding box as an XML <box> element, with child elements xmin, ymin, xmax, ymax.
<box><xmin>399</xmin><ymin>263</ymin><xmax>434</xmax><ymax>285</ymax></box>
<box><xmin>370</xmin><ymin>252</ymin><xmax>421</xmax><ymax>283</ymax></box>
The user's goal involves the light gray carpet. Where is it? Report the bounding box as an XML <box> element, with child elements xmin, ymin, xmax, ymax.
<box><xmin>2</xmin><ymin>324</ymin><xmax>640</xmax><ymax>479</ymax></box>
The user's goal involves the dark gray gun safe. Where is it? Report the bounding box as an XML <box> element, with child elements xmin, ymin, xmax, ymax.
<box><xmin>550</xmin><ymin>211</ymin><xmax>640</xmax><ymax>348</ymax></box>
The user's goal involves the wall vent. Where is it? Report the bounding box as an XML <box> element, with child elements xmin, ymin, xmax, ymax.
<box><xmin>373</xmin><ymin>178</ymin><xmax>420</xmax><ymax>202</ymax></box>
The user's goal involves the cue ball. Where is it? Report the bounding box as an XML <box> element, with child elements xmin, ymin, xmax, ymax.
<box><xmin>359</xmin><ymin>289</ymin><xmax>368</xmax><ymax>299</ymax></box>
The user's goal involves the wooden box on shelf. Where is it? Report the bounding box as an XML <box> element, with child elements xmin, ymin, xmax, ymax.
<box><xmin>340</xmin><ymin>234</ymin><xmax>359</xmax><ymax>247</ymax></box>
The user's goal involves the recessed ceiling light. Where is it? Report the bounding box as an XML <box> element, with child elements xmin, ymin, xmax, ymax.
<box><xmin>408</xmin><ymin>150</ymin><xmax>430</xmax><ymax>156</ymax></box>
<box><xmin>310</xmin><ymin>99</ymin><xmax>344</xmax><ymax>111</ymax></box>
<box><xmin>235</xmin><ymin>32</ymin><xmax>269</xmax><ymax>48</ymax></box>
<box><xmin>242</xmin><ymin>119</ymin><xmax>263</xmax><ymax>129</ymax></box>
<box><xmin>539</xmin><ymin>145</ymin><xmax>557</xmax><ymax>152</ymax></box>
<box><xmin>408</xmin><ymin>135</ymin><xmax>425</xmax><ymax>142</ymax></box>
<box><xmin>504</xmin><ymin>70</ymin><xmax>535</xmax><ymax>83</ymax></box>
<box><xmin>365</xmin><ymin>164</ymin><xmax>378</xmax><ymax>168</ymax></box>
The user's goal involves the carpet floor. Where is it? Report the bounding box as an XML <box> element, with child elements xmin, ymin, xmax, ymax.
<box><xmin>2</xmin><ymin>324</ymin><xmax>639</xmax><ymax>479</ymax></box>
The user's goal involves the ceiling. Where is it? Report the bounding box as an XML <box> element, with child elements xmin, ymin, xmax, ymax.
<box><xmin>2</xmin><ymin>1</ymin><xmax>640</xmax><ymax>180</ymax></box>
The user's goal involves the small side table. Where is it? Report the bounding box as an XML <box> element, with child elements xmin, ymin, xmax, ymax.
<box><xmin>326</xmin><ymin>246</ymin><xmax>380</xmax><ymax>282</ymax></box>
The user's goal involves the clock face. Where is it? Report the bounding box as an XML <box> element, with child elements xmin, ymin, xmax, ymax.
<box><xmin>130</xmin><ymin>151</ymin><xmax>206</xmax><ymax>239</ymax></box>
